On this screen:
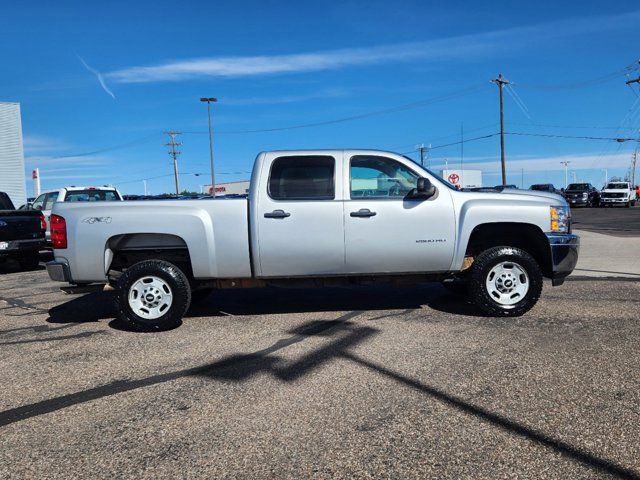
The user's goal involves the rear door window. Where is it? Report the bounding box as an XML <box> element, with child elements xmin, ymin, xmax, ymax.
<box><xmin>268</xmin><ymin>156</ymin><xmax>335</xmax><ymax>200</ymax></box>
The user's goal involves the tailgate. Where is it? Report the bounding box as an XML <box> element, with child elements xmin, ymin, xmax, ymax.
<box><xmin>0</xmin><ymin>211</ymin><xmax>44</xmax><ymax>241</ymax></box>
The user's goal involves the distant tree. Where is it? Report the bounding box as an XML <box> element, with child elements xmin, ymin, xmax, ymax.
<box><xmin>179</xmin><ymin>189</ymin><xmax>199</xmax><ymax>196</ymax></box>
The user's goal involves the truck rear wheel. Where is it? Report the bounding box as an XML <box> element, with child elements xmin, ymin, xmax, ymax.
<box><xmin>115</xmin><ymin>260</ymin><xmax>191</xmax><ymax>331</ymax></box>
<box><xmin>468</xmin><ymin>246</ymin><xmax>542</xmax><ymax>317</ymax></box>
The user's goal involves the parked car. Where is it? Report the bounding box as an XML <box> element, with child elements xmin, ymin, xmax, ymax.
<box><xmin>600</xmin><ymin>181</ymin><xmax>637</xmax><ymax>208</ymax></box>
<box><xmin>46</xmin><ymin>149</ymin><xmax>579</xmax><ymax>330</ymax></box>
<box><xmin>31</xmin><ymin>186</ymin><xmax>122</xmax><ymax>243</ymax></box>
<box><xmin>530</xmin><ymin>184</ymin><xmax>558</xmax><ymax>194</ymax></box>
<box><xmin>563</xmin><ymin>183</ymin><xmax>599</xmax><ymax>207</ymax></box>
<box><xmin>0</xmin><ymin>192</ymin><xmax>46</xmax><ymax>270</ymax></box>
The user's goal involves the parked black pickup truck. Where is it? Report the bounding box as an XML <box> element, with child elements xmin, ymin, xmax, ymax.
<box><xmin>0</xmin><ymin>192</ymin><xmax>46</xmax><ymax>269</ymax></box>
<box><xmin>563</xmin><ymin>183</ymin><xmax>600</xmax><ymax>207</ymax></box>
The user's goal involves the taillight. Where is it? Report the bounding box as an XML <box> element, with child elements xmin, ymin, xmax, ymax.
<box><xmin>39</xmin><ymin>214</ymin><xmax>47</xmax><ymax>231</ymax></box>
<box><xmin>50</xmin><ymin>214</ymin><xmax>67</xmax><ymax>249</ymax></box>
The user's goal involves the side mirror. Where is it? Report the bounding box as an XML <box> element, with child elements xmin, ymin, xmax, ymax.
<box><xmin>410</xmin><ymin>177</ymin><xmax>436</xmax><ymax>199</ymax></box>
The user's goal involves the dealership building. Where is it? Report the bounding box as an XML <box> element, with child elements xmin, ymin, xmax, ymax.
<box><xmin>0</xmin><ymin>102</ymin><xmax>27</xmax><ymax>207</ymax></box>
<box><xmin>205</xmin><ymin>180</ymin><xmax>250</xmax><ymax>196</ymax></box>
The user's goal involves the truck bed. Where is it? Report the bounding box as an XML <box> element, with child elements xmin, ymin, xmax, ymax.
<box><xmin>51</xmin><ymin>199</ymin><xmax>252</xmax><ymax>283</ymax></box>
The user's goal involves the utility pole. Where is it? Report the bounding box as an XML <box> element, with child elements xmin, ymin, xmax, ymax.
<box><xmin>143</xmin><ymin>180</ymin><xmax>147</xmax><ymax>196</ymax></box>
<box><xmin>631</xmin><ymin>149</ymin><xmax>638</xmax><ymax>187</ymax></box>
<box><xmin>200</xmin><ymin>97</ymin><xmax>217</xmax><ymax>196</ymax></box>
<box><xmin>492</xmin><ymin>74</ymin><xmax>510</xmax><ymax>185</ymax></box>
<box><xmin>602</xmin><ymin>168</ymin><xmax>608</xmax><ymax>187</ymax></box>
<box><xmin>560</xmin><ymin>160</ymin><xmax>570</xmax><ymax>188</ymax></box>
<box><xmin>460</xmin><ymin>122</ymin><xmax>464</xmax><ymax>173</ymax></box>
<box><xmin>417</xmin><ymin>144</ymin><xmax>429</xmax><ymax>167</ymax></box>
<box><xmin>165</xmin><ymin>131</ymin><xmax>182</xmax><ymax>195</ymax></box>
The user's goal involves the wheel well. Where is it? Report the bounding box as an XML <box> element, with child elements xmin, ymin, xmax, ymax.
<box><xmin>465</xmin><ymin>223</ymin><xmax>552</xmax><ymax>277</ymax></box>
<box><xmin>106</xmin><ymin>234</ymin><xmax>193</xmax><ymax>279</ymax></box>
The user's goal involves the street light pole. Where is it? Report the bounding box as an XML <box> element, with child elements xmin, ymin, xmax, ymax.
<box><xmin>200</xmin><ymin>97</ymin><xmax>217</xmax><ymax>196</ymax></box>
<box><xmin>560</xmin><ymin>161</ymin><xmax>570</xmax><ymax>188</ymax></box>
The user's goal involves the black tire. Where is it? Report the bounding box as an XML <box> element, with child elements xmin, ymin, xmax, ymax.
<box><xmin>468</xmin><ymin>246</ymin><xmax>543</xmax><ymax>317</ymax></box>
<box><xmin>115</xmin><ymin>260</ymin><xmax>191</xmax><ymax>331</ymax></box>
<box><xmin>625</xmin><ymin>201</ymin><xmax>631</xmax><ymax>208</ymax></box>
<box><xmin>18</xmin><ymin>252</ymin><xmax>41</xmax><ymax>270</ymax></box>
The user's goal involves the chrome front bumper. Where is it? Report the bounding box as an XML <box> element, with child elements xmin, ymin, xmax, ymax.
<box><xmin>46</xmin><ymin>261</ymin><xmax>72</xmax><ymax>282</ymax></box>
<box><xmin>546</xmin><ymin>233</ymin><xmax>580</xmax><ymax>286</ymax></box>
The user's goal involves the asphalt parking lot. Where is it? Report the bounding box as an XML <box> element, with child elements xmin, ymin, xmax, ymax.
<box><xmin>1</xmin><ymin>209</ymin><xmax>639</xmax><ymax>479</ymax></box>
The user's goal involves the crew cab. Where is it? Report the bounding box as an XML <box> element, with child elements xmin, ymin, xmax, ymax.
<box><xmin>600</xmin><ymin>182</ymin><xmax>637</xmax><ymax>208</ymax></box>
<box><xmin>31</xmin><ymin>186</ymin><xmax>122</xmax><ymax>243</ymax></box>
<box><xmin>46</xmin><ymin>150</ymin><xmax>579</xmax><ymax>331</ymax></box>
<box><xmin>563</xmin><ymin>183</ymin><xmax>600</xmax><ymax>207</ymax></box>
<box><xmin>0</xmin><ymin>192</ymin><xmax>46</xmax><ymax>270</ymax></box>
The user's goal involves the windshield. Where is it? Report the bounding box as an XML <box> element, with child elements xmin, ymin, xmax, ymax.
<box><xmin>566</xmin><ymin>184</ymin><xmax>589</xmax><ymax>191</ymax></box>
<box><xmin>65</xmin><ymin>190</ymin><xmax>121</xmax><ymax>202</ymax></box>
<box><xmin>605</xmin><ymin>183</ymin><xmax>628</xmax><ymax>189</ymax></box>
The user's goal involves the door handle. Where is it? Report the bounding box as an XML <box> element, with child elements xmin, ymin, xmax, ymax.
<box><xmin>264</xmin><ymin>209</ymin><xmax>291</xmax><ymax>219</ymax></box>
<box><xmin>350</xmin><ymin>208</ymin><xmax>377</xmax><ymax>218</ymax></box>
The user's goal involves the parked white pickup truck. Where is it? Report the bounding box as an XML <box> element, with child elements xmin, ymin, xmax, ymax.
<box><xmin>600</xmin><ymin>181</ymin><xmax>637</xmax><ymax>208</ymax></box>
<box><xmin>47</xmin><ymin>150</ymin><xmax>579</xmax><ymax>330</ymax></box>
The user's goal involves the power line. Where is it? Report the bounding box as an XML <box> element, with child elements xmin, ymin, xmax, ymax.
<box><xmin>515</xmin><ymin>64</ymin><xmax>639</xmax><ymax>91</ymax></box>
<box><xmin>182</xmin><ymin>84</ymin><xmax>488</xmax><ymax>134</ymax></box>
<box><xmin>402</xmin><ymin>133</ymin><xmax>499</xmax><ymax>154</ymax></box>
<box><xmin>49</xmin><ymin>133</ymin><xmax>161</xmax><ymax>159</ymax></box>
<box><xmin>505</xmin><ymin>132</ymin><xmax>639</xmax><ymax>142</ymax></box>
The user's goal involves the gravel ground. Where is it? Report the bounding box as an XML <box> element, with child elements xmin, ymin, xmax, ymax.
<box><xmin>0</xmin><ymin>262</ymin><xmax>639</xmax><ymax>479</ymax></box>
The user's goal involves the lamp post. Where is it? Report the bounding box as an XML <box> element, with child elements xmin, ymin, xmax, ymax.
<box><xmin>200</xmin><ymin>97</ymin><xmax>217</xmax><ymax>196</ymax></box>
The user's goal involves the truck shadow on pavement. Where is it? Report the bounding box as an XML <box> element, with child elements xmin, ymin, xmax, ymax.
<box><xmin>6</xmin><ymin>310</ymin><xmax>640</xmax><ymax>479</ymax></box>
<box><xmin>45</xmin><ymin>284</ymin><xmax>481</xmax><ymax>330</ymax></box>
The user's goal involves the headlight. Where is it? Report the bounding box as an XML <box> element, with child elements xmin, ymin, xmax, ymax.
<box><xmin>582</xmin><ymin>192</ymin><xmax>588</xmax><ymax>198</ymax></box>
<box><xmin>550</xmin><ymin>206</ymin><xmax>570</xmax><ymax>233</ymax></box>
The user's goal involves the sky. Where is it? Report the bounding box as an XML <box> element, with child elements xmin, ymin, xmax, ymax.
<box><xmin>2</xmin><ymin>0</ymin><xmax>640</xmax><ymax>195</ymax></box>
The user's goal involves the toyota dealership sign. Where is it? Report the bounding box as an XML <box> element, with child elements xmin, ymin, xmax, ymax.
<box><xmin>440</xmin><ymin>170</ymin><xmax>482</xmax><ymax>189</ymax></box>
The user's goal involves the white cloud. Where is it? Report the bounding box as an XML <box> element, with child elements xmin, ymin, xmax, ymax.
<box><xmin>22</xmin><ymin>135</ymin><xmax>70</xmax><ymax>155</ymax></box>
<box><xmin>107</xmin><ymin>11</ymin><xmax>640</xmax><ymax>83</ymax></box>
<box><xmin>77</xmin><ymin>55</ymin><xmax>116</xmax><ymax>99</ymax></box>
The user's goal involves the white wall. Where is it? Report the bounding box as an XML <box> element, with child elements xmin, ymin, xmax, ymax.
<box><xmin>0</xmin><ymin>103</ymin><xmax>27</xmax><ymax>207</ymax></box>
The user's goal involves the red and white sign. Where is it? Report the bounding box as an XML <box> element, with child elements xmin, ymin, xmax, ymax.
<box><xmin>448</xmin><ymin>173</ymin><xmax>460</xmax><ymax>184</ymax></box>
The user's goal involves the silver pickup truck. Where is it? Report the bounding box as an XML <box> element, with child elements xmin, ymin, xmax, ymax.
<box><xmin>47</xmin><ymin>150</ymin><xmax>579</xmax><ymax>331</ymax></box>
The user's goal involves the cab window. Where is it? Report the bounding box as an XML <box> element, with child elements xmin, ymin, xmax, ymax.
<box><xmin>268</xmin><ymin>156</ymin><xmax>335</xmax><ymax>200</ymax></box>
<box><xmin>350</xmin><ymin>155</ymin><xmax>418</xmax><ymax>199</ymax></box>
<box><xmin>43</xmin><ymin>192</ymin><xmax>59</xmax><ymax>210</ymax></box>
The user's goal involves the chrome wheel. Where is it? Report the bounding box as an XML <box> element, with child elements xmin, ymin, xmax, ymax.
<box><xmin>128</xmin><ymin>276</ymin><xmax>173</xmax><ymax>320</ymax></box>
<box><xmin>485</xmin><ymin>261</ymin><xmax>529</xmax><ymax>307</ymax></box>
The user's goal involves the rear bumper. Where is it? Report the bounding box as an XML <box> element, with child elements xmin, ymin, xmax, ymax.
<box><xmin>46</xmin><ymin>260</ymin><xmax>72</xmax><ymax>282</ymax></box>
<box><xmin>0</xmin><ymin>238</ymin><xmax>46</xmax><ymax>256</ymax></box>
<box><xmin>546</xmin><ymin>233</ymin><xmax>580</xmax><ymax>286</ymax></box>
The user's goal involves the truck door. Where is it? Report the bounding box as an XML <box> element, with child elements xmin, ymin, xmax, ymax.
<box><xmin>343</xmin><ymin>153</ymin><xmax>456</xmax><ymax>274</ymax></box>
<box><xmin>255</xmin><ymin>153</ymin><xmax>346</xmax><ymax>277</ymax></box>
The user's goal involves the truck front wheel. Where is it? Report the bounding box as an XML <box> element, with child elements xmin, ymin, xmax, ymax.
<box><xmin>115</xmin><ymin>260</ymin><xmax>191</xmax><ymax>331</ymax></box>
<box><xmin>468</xmin><ymin>247</ymin><xmax>542</xmax><ymax>317</ymax></box>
